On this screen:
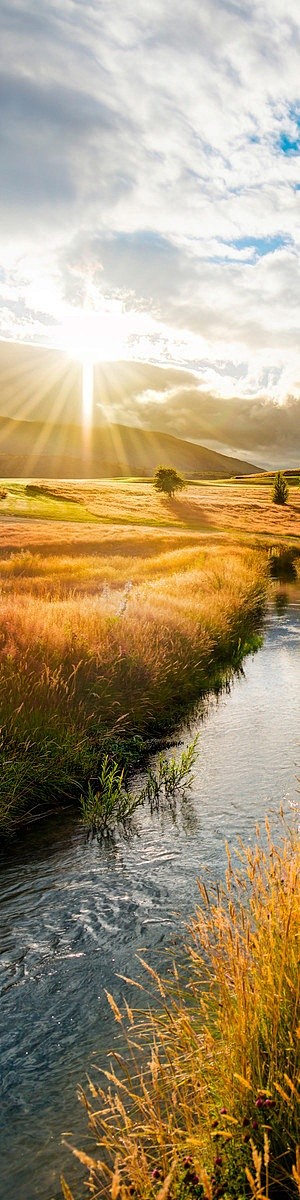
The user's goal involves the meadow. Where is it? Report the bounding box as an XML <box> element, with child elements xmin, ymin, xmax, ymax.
<box><xmin>0</xmin><ymin>476</ymin><xmax>300</xmax><ymax>537</ymax></box>
<box><xmin>0</xmin><ymin>474</ymin><xmax>299</xmax><ymax>835</ymax></box>
<box><xmin>0</xmin><ymin>521</ymin><xmax>266</xmax><ymax>834</ymax></box>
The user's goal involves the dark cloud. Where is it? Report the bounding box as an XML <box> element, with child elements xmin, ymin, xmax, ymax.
<box><xmin>126</xmin><ymin>386</ymin><xmax>300</xmax><ymax>467</ymax></box>
<box><xmin>0</xmin><ymin>72</ymin><xmax>119</xmax><ymax>135</ymax></box>
<box><xmin>94</xmin><ymin>361</ymin><xmax>300</xmax><ymax>467</ymax></box>
<box><xmin>0</xmin><ymin>71</ymin><xmax>132</xmax><ymax>217</ymax></box>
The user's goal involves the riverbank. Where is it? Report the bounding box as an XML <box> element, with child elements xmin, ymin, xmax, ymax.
<box><xmin>67</xmin><ymin>818</ymin><xmax>300</xmax><ymax>1200</ymax></box>
<box><xmin>0</xmin><ymin>538</ymin><xmax>266</xmax><ymax>835</ymax></box>
<box><xmin>1</xmin><ymin>587</ymin><xmax>299</xmax><ymax>1200</ymax></box>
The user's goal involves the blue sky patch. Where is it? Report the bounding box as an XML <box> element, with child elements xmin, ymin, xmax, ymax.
<box><xmin>203</xmin><ymin>233</ymin><xmax>290</xmax><ymax>267</ymax></box>
<box><xmin>277</xmin><ymin>105</ymin><xmax>300</xmax><ymax>155</ymax></box>
<box><xmin>279</xmin><ymin>131</ymin><xmax>300</xmax><ymax>155</ymax></box>
<box><xmin>221</xmin><ymin>235</ymin><xmax>289</xmax><ymax>260</ymax></box>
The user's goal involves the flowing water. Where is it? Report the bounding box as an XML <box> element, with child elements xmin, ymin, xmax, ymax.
<box><xmin>0</xmin><ymin>587</ymin><xmax>299</xmax><ymax>1200</ymax></box>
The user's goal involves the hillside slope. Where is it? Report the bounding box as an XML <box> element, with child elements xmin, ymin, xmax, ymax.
<box><xmin>0</xmin><ymin>416</ymin><xmax>261</xmax><ymax>478</ymax></box>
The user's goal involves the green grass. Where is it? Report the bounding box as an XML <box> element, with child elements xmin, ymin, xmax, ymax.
<box><xmin>0</xmin><ymin>482</ymin><xmax>99</xmax><ymax>522</ymax></box>
<box><xmin>79</xmin><ymin>739</ymin><xmax>198</xmax><ymax>839</ymax></box>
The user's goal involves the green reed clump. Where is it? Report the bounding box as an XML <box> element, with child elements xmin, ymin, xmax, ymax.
<box><xmin>80</xmin><ymin>756</ymin><xmax>140</xmax><ymax>840</ymax></box>
<box><xmin>65</xmin><ymin>817</ymin><xmax>300</xmax><ymax>1200</ymax></box>
<box><xmin>80</xmin><ymin>739</ymin><xmax>199</xmax><ymax>838</ymax></box>
<box><xmin>142</xmin><ymin>736</ymin><xmax>199</xmax><ymax>811</ymax></box>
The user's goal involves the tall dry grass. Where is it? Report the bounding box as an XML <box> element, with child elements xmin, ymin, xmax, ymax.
<box><xmin>1</xmin><ymin>477</ymin><xmax>300</xmax><ymax>538</ymax></box>
<box><xmin>0</xmin><ymin>544</ymin><xmax>266</xmax><ymax>832</ymax></box>
<box><xmin>0</xmin><ymin>543</ymin><xmax>208</xmax><ymax>595</ymax></box>
<box><xmin>23</xmin><ymin>478</ymin><xmax>300</xmax><ymax>538</ymax></box>
<box><xmin>65</xmin><ymin>818</ymin><xmax>300</xmax><ymax>1200</ymax></box>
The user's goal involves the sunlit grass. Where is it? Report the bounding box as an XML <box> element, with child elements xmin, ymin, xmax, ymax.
<box><xmin>0</xmin><ymin>542</ymin><xmax>266</xmax><ymax>833</ymax></box>
<box><xmin>0</xmin><ymin>477</ymin><xmax>300</xmax><ymax>536</ymax></box>
<box><xmin>65</xmin><ymin>817</ymin><xmax>300</xmax><ymax>1200</ymax></box>
<box><xmin>0</xmin><ymin>482</ymin><xmax>98</xmax><ymax>522</ymax></box>
<box><xmin>0</xmin><ymin>544</ymin><xmax>208</xmax><ymax>595</ymax></box>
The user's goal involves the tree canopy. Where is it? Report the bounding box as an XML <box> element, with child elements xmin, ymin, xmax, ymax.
<box><xmin>153</xmin><ymin>466</ymin><xmax>186</xmax><ymax>498</ymax></box>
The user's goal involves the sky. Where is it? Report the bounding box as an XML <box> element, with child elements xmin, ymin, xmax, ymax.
<box><xmin>0</xmin><ymin>0</ymin><xmax>300</xmax><ymax>466</ymax></box>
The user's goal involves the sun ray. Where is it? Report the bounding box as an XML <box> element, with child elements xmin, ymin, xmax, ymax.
<box><xmin>82</xmin><ymin>358</ymin><xmax>94</xmax><ymax>430</ymax></box>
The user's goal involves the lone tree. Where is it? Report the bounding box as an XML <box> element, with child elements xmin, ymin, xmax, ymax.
<box><xmin>272</xmin><ymin>471</ymin><xmax>289</xmax><ymax>506</ymax></box>
<box><xmin>153</xmin><ymin>465</ymin><xmax>186</xmax><ymax>498</ymax></box>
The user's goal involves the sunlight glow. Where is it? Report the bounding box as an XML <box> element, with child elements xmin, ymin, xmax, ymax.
<box><xmin>82</xmin><ymin>357</ymin><xmax>94</xmax><ymax>429</ymax></box>
<box><xmin>60</xmin><ymin>303</ymin><xmax>129</xmax><ymax>364</ymax></box>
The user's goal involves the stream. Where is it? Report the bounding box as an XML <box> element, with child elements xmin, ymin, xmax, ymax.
<box><xmin>0</xmin><ymin>585</ymin><xmax>299</xmax><ymax>1200</ymax></box>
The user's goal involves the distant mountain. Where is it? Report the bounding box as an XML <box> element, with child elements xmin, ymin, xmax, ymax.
<box><xmin>0</xmin><ymin>415</ymin><xmax>261</xmax><ymax>478</ymax></box>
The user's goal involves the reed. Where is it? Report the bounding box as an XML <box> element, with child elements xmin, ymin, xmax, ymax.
<box><xmin>65</xmin><ymin>817</ymin><xmax>300</xmax><ymax>1200</ymax></box>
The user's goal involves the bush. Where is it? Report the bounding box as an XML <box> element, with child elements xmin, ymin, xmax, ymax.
<box><xmin>272</xmin><ymin>472</ymin><xmax>289</xmax><ymax>506</ymax></box>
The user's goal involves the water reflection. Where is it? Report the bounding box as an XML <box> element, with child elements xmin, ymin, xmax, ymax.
<box><xmin>273</xmin><ymin>588</ymin><xmax>290</xmax><ymax>614</ymax></box>
<box><xmin>0</xmin><ymin>591</ymin><xmax>299</xmax><ymax>1200</ymax></box>
<box><xmin>268</xmin><ymin>545</ymin><xmax>299</xmax><ymax>582</ymax></box>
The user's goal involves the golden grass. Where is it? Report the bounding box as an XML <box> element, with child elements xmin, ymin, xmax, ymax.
<box><xmin>34</xmin><ymin>479</ymin><xmax>300</xmax><ymax>538</ymax></box>
<box><xmin>0</xmin><ymin>478</ymin><xmax>300</xmax><ymax>540</ymax></box>
<box><xmin>0</xmin><ymin>542</ymin><xmax>209</xmax><ymax>595</ymax></box>
<box><xmin>0</xmin><ymin>541</ymin><xmax>266</xmax><ymax>831</ymax></box>
<box><xmin>0</xmin><ymin>545</ymin><xmax>265</xmax><ymax>716</ymax></box>
<box><xmin>67</xmin><ymin>818</ymin><xmax>300</xmax><ymax>1200</ymax></box>
<box><xmin>0</xmin><ymin>484</ymin><xmax>276</xmax><ymax>832</ymax></box>
<box><xmin>0</xmin><ymin>520</ymin><xmax>209</xmax><ymax>553</ymax></box>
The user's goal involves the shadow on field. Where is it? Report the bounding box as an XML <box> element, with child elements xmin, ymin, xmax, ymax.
<box><xmin>162</xmin><ymin>494</ymin><xmax>215</xmax><ymax>528</ymax></box>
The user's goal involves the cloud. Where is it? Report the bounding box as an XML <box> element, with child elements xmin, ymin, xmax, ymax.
<box><xmin>0</xmin><ymin>68</ymin><xmax>135</xmax><ymax>231</ymax></box>
<box><xmin>0</xmin><ymin>0</ymin><xmax>299</xmax><ymax>439</ymax></box>
<box><xmin>93</xmin><ymin>362</ymin><xmax>300</xmax><ymax>467</ymax></box>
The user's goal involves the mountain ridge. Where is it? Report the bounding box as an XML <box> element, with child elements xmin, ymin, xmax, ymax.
<box><xmin>0</xmin><ymin>414</ymin><xmax>262</xmax><ymax>478</ymax></box>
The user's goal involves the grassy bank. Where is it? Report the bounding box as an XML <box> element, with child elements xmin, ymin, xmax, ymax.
<box><xmin>65</xmin><ymin>819</ymin><xmax>300</xmax><ymax>1200</ymax></box>
<box><xmin>0</xmin><ymin>539</ymin><xmax>266</xmax><ymax>834</ymax></box>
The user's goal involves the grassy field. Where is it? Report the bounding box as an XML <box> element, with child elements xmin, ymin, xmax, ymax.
<box><xmin>0</xmin><ymin>477</ymin><xmax>299</xmax><ymax>537</ymax></box>
<box><xmin>0</xmin><ymin>475</ymin><xmax>299</xmax><ymax>835</ymax></box>
<box><xmin>68</xmin><ymin>819</ymin><xmax>300</xmax><ymax>1200</ymax></box>
<box><xmin>0</xmin><ymin>493</ymin><xmax>268</xmax><ymax>833</ymax></box>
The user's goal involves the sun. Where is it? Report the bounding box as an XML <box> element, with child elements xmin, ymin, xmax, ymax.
<box><xmin>59</xmin><ymin>303</ymin><xmax>129</xmax><ymax>365</ymax></box>
<box><xmin>56</xmin><ymin>301</ymin><xmax>130</xmax><ymax>432</ymax></box>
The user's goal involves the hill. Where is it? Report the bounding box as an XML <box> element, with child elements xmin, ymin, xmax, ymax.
<box><xmin>0</xmin><ymin>415</ymin><xmax>261</xmax><ymax>478</ymax></box>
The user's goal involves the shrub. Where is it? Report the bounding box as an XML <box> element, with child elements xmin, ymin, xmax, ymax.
<box><xmin>272</xmin><ymin>472</ymin><xmax>289</xmax><ymax>506</ymax></box>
